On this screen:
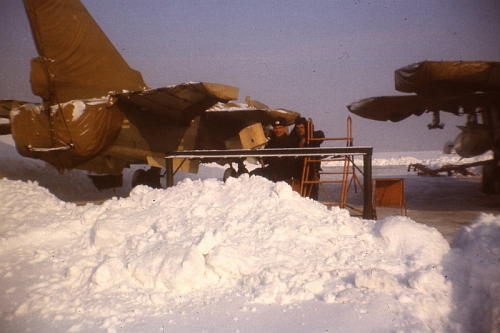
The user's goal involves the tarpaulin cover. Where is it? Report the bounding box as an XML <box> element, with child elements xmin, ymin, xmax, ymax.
<box><xmin>348</xmin><ymin>95</ymin><xmax>427</xmax><ymax>122</ymax></box>
<box><xmin>10</xmin><ymin>100</ymin><xmax>124</xmax><ymax>170</ymax></box>
<box><xmin>206</xmin><ymin>107</ymin><xmax>300</xmax><ymax>126</ymax></box>
<box><xmin>0</xmin><ymin>100</ymin><xmax>30</xmax><ymax>118</ymax></box>
<box><xmin>7</xmin><ymin>82</ymin><xmax>239</xmax><ymax>171</ymax></box>
<box><xmin>24</xmin><ymin>0</ymin><xmax>148</xmax><ymax>104</ymax></box>
<box><xmin>395</xmin><ymin>61</ymin><xmax>500</xmax><ymax>98</ymax></box>
<box><xmin>348</xmin><ymin>92</ymin><xmax>500</xmax><ymax>122</ymax></box>
<box><xmin>115</xmin><ymin>82</ymin><xmax>239</xmax><ymax>124</ymax></box>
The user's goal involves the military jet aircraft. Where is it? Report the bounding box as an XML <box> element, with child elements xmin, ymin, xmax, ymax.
<box><xmin>0</xmin><ymin>0</ymin><xmax>299</xmax><ymax>189</ymax></box>
<box><xmin>348</xmin><ymin>60</ymin><xmax>500</xmax><ymax>193</ymax></box>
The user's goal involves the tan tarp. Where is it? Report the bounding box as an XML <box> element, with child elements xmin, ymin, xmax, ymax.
<box><xmin>17</xmin><ymin>0</ymin><xmax>301</xmax><ymax>176</ymax></box>
<box><xmin>0</xmin><ymin>100</ymin><xmax>31</xmax><ymax>119</ymax></box>
<box><xmin>206</xmin><ymin>108</ymin><xmax>300</xmax><ymax>126</ymax></box>
<box><xmin>10</xmin><ymin>100</ymin><xmax>124</xmax><ymax>170</ymax></box>
<box><xmin>348</xmin><ymin>95</ymin><xmax>427</xmax><ymax>122</ymax></box>
<box><xmin>115</xmin><ymin>83</ymin><xmax>239</xmax><ymax>124</ymax></box>
<box><xmin>19</xmin><ymin>0</ymin><xmax>243</xmax><ymax>173</ymax></box>
<box><xmin>395</xmin><ymin>61</ymin><xmax>500</xmax><ymax>98</ymax></box>
<box><xmin>9</xmin><ymin>82</ymin><xmax>239</xmax><ymax>171</ymax></box>
<box><xmin>24</xmin><ymin>0</ymin><xmax>148</xmax><ymax>104</ymax></box>
<box><xmin>348</xmin><ymin>92</ymin><xmax>500</xmax><ymax>122</ymax></box>
<box><xmin>349</xmin><ymin>61</ymin><xmax>500</xmax><ymax>122</ymax></box>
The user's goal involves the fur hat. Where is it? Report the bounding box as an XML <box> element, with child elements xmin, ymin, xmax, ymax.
<box><xmin>272</xmin><ymin>117</ymin><xmax>287</xmax><ymax>127</ymax></box>
<box><xmin>294</xmin><ymin>117</ymin><xmax>308</xmax><ymax>126</ymax></box>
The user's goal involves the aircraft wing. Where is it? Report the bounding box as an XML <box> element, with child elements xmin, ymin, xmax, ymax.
<box><xmin>112</xmin><ymin>82</ymin><xmax>239</xmax><ymax>124</ymax></box>
<box><xmin>348</xmin><ymin>92</ymin><xmax>500</xmax><ymax>122</ymax></box>
<box><xmin>352</xmin><ymin>61</ymin><xmax>500</xmax><ymax>122</ymax></box>
<box><xmin>347</xmin><ymin>95</ymin><xmax>428</xmax><ymax>122</ymax></box>
<box><xmin>206</xmin><ymin>103</ymin><xmax>300</xmax><ymax>126</ymax></box>
<box><xmin>349</xmin><ymin>60</ymin><xmax>500</xmax><ymax>161</ymax></box>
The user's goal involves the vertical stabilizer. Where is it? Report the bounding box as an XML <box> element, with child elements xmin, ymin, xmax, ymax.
<box><xmin>24</xmin><ymin>0</ymin><xmax>149</xmax><ymax>104</ymax></box>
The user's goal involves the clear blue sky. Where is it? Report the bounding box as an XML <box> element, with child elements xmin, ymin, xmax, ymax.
<box><xmin>1</xmin><ymin>0</ymin><xmax>499</xmax><ymax>151</ymax></box>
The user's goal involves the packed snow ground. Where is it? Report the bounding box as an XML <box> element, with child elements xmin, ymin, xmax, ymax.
<box><xmin>0</xmin><ymin>136</ymin><xmax>499</xmax><ymax>333</ymax></box>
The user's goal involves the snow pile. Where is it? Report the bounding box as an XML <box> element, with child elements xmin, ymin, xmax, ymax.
<box><xmin>1</xmin><ymin>174</ymin><xmax>499</xmax><ymax>332</ymax></box>
<box><xmin>322</xmin><ymin>150</ymin><xmax>493</xmax><ymax>174</ymax></box>
<box><xmin>0</xmin><ymin>136</ymin><xmax>132</xmax><ymax>202</ymax></box>
<box><xmin>445</xmin><ymin>213</ymin><xmax>500</xmax><ymax>332</ymax></box>
<box><xmin>372</xmin><ymin>150</ymin><xmax>493</xmax><ymax>169</ymax></box>
<box><xmin>1</xmin><ymin>134</ymin><xmax>499</xmax><ymax>332</ymax></box>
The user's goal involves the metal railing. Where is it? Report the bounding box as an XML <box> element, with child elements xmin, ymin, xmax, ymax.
<box><xmin>165</xmin><ymin>146</ymin><xmax>373</xmax><ymax>219</ymax></box>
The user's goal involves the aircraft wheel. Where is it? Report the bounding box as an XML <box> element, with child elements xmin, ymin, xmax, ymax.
<box><xmin>132</xmin><ymin>169</ymin><xmax>146</xmax><ymax>188</ymax></box>
<box><xmin>145</xmin><ymin>167</ymin><xmax>162</xmax><ymax>188</ymax></box>
<box><xmin>132</xmin><ymin>168</ymin><xmax>162</xmax><ymax>188</ymax></box>
<box><xmin>223</xmin><ymin>167</ymin><xmax>237</xmax><ymax>182</ymax></box>
<box><xmin>482</xmin><ymin>161</ymin><xmax>499</xmax><ymax>194</ymax></box>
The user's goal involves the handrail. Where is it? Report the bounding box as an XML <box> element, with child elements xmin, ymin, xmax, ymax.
<box><xmin>165</xmin><ymin>146</ymin><xmax>373</xmax><ymax>219</ymax></box>
<box><xmin>165</xmin><ymin>147</ymin><xmax>372</xmax><ymax>158</ymax></box>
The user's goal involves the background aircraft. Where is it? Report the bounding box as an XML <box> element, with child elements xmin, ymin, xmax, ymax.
<box><xmin>0</xmin><ymin>0</ymin><xmax>299</xmax><ymax>189</ymax></box>
<box><xmin>348</xmin><ymin>60</ymin><xmax>500</xmax><ymax>193</ymax></box>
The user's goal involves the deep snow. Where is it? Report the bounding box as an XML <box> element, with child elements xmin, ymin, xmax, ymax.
<box><xmin>0</xmin><ymin>135</ymin><xmax>499</xmax><ymax>333</ymax></box>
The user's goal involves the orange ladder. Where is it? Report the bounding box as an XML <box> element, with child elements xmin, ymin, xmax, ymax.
<box><xmin>299</xmin><ymin>117</ymin><xmax>363</xmax><ymax>214</ymax></box>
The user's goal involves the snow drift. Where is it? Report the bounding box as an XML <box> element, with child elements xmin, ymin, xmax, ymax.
<box><xmin>1</xmin><ymin>172</ymin><xmax>499</xmax><ymax>332</ymax></box>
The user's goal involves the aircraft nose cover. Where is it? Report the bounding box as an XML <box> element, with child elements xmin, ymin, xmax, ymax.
<box><xmin>10</xmin><ymin>99</ymin><xmax>124</xmax><ymax>171</ymax></box>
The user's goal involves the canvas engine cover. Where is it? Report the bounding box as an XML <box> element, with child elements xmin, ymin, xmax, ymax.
<box><xmin>10</xmin><ymin>100</ymin><xmax>124</xmax><ymax>171</ymax></box>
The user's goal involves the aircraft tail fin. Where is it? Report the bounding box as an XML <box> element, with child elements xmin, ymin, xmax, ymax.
<box><xmin>24</xmin><ymin>0</ymin><xmax>148</xmax><ymax>104</ymax></box>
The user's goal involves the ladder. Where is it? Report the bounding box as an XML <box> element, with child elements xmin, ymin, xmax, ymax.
<box><xmin>299</xmin><ymin>117</ymin><xmax>363</xmax><ymax>214</ymax></box>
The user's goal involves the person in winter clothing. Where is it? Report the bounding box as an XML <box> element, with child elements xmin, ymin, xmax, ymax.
<box><xmin>289</xmin><ymin>117</ymin><xmax>325</xmax><ymax>200</ymax></box>
<box><xmin>250</xmin><ymin>117</ymin><xmax>295</xmax><ymax>182</ymax></box>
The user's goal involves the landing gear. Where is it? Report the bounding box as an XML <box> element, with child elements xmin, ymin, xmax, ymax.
<box><xmin>132</xmin><ymin>167</ymin><xmax>162</xmax><ymax>189</ymax></box>
<box><xmin>88</xmin><ymin>174</ymin><xmax>123</xmax><ymax>190</ymax></box>
<box><xmin>222</xmin><ymin>160</ymin><xmax>248</xmax><ymax>182</ymax></box>
<box><xmin>223</xmin><ymin>167</ymin><xmax>238</xmax><ymax>182</ymax></box>
<box><xmin>482</xmin><ymin>160</ymin><xmax>499</xmax><ymax>194</ymax></box>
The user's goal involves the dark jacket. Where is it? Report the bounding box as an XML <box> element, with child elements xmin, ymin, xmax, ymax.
<box><xmin>266</xmin><ymin>132</ymin><xmax>293</xmax><ymax>149</ymax></box>
<box><xmin>263</xmin><ymin>132</ymin><xmax>293</xmax><ymax>169</ymax></box>
<box><xmin>250</xmin><ymin>132</ymin><xmax>295</xmax><ymax>182</ymax></box>
<box><xmin>289</xmin><ymin>129</ymin><xmax>325</xmax><ymax>148</ymax></box>
<box><xmin>289</xmin><ymin>129</ymin><xmax>325</xmax><ymax>179</ymax></box>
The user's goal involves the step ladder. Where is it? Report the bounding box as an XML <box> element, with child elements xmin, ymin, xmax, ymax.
<box><xmin>299</xmin><ymin>117</ymin><xmax>364</xmax><ymax>215</ymax></box>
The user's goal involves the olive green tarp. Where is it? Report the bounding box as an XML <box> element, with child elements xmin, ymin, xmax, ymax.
<box><xmin>11</xmin><ymin>101</ymin><xmax>124</xmax><ymax>170</ymax></box>
<box><xmin>349</xmin><ymin>61</ymin><xmax>500</xmax><ymax>122</ymax></box>
<box><xmin>206</xmin><ymin>107</ymin><xmax>300</xmax><ymax>126</ymax></box>
<box><xmin>0</xmin><ymin>100</ymin><xmax>30</xmax><ymax>118</ymax></box>
<box><xmin>395</xmin><ymin>61</ymin><xmax>500</xmax><ymax>98</ymax></box>
<box><xmin>18</xmin><ymin>0</ymin><xmax>241</xmax><ymax>171</ymax></box>
<box><xmin>24</xmin><ymin>0</ymin><xmax>148</xmax><ymax>104</ymax></box>
<box><xmin>348</xmin><ymin>92</ymin><xmax>500</xmax><ymax>122</ymax></box>
<box><xmin>10</xmin><ymin>82</ymin><xmax>239</xmax><ymax>170</ymax></box>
